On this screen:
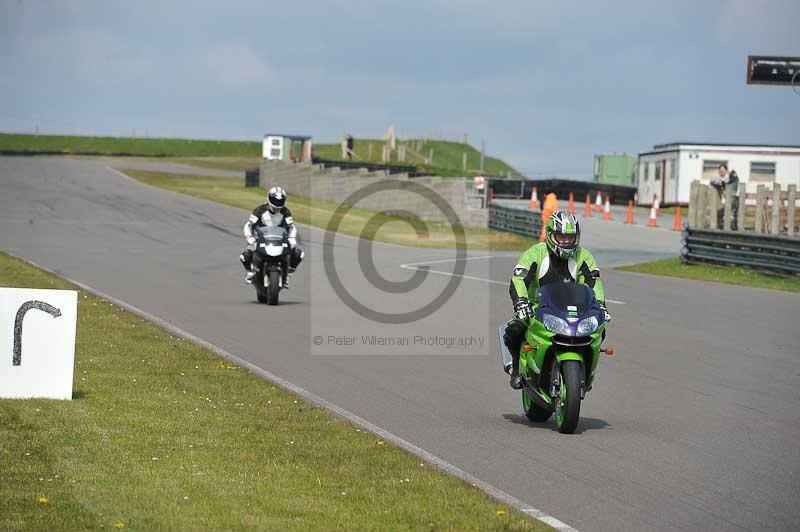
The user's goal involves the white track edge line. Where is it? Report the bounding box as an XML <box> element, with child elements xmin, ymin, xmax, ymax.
<box><xmin>8</xmin><ymin>251</ymin><xmax>580</xmax><ymax>532</ymax></box>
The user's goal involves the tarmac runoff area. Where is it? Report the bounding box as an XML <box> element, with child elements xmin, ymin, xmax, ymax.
<box><xmin>2</xmin><ymin>156</ymin><xmax>799</xmax><ymax>532</ymax></box>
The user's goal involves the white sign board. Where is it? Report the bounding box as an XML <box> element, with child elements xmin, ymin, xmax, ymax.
<box><xmin>0</xmin><ymin>287</ymin><xmax>77</xmax><ymax>400</ymax></box>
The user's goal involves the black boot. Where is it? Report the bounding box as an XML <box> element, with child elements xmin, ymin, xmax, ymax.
<box><xmin>509</xmin><ymin>360</ymin><xmax>522</xmax><ymax>389</ymax></box>
<box><xmin>503</xmin><ymin>323</ymin><xmax>524</xmax><ymax>390</ymax></box>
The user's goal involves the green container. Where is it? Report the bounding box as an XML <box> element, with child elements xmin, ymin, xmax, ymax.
<box><xmin>594</xmin><ymin>154</ymin><xmax>636</xmax><ymax>186</ymax></box>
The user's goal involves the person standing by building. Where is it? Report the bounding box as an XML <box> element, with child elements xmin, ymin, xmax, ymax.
<box><xmin>712</xmin><ymin>164</ymin><xmax>739</xmax><ymax>230</ymax></box>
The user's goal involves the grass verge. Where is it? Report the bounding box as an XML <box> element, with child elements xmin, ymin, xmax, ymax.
<box><xmin>313</xmin><ymin>138</ymin><xmax>519</xmax><ymax>178</ymax></box>
<box><xmin>122</xmin><ymin>169</ymin><xmax>536</xmax><ymax>251</ymax></box>
<box><xmin>616</xmin><ymin>257</ymin><xmax>800</xmax><ymax>292</ymax></box>
<box><xmin>0</xmin><ymin>133</ymin><xmax>260</xmax><ymax>157</ymax></box>
<box><xmin>0</xmin><ymin>252</ymin><xmax>548</xmax><ymax>531</ymax></box>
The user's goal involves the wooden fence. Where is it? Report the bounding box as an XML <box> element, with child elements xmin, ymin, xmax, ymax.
<box><xmin>687</xmin><ymin>180</ymin><xmax>798</xmax><ymax>237</ymax></box>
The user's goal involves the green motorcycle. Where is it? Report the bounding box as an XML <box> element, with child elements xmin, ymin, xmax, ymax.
<box><xmin>499</xmin><ymin>282</ymin><xmax>612</xmax><ymax>434</ymax></box>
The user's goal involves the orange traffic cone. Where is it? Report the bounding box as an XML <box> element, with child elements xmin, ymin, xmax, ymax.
<box><xmin>584</xmin><ymin>194</ymin><xmax>592</xmax><ymax>217</ymax></box>
<box><xmin>568</xmin><ymin>192</ymin><xmax>575</xmax><ymax>213</ymax></box>
<box><xmin>529</xmin><ymin>187</ymin><xmax>539</xmax><ymax>209</ymax></box>
<box><xmin>647</xmin><ymin>200</ymin><xmax>658</xmax><ymax>227</ymax></box>
<box><xmin>672</xmin><ymin>205</ymin><xmax>682</xmax><ymax>231</ymax></box>
<box><xmin>594</xmin><ymin>191</ymin><xmax>603</xmax><ymax>212</ymax></box>
<box><xmin>625</xmin><ymin>200</ymin><xmax>635</xmax><ymax>224</ymax></box>
<box><xmin>603</xmin><ymin>196</ymin><xmax>612</xmax><ymax>221</ymax></box>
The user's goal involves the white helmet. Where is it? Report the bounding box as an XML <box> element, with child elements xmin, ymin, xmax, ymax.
<box><xmin>267</xmin><ymin>186</ymin><xmax>286</xmax><ymax>213</ymax></box>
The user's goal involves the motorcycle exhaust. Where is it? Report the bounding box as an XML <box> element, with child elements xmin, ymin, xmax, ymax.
<box><xmin>497</xmin><ymin>325</ymin><xmax>513</xmax><ymax>375</ymax></box>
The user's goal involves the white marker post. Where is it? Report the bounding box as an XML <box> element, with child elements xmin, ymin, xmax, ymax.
<box><xmin>1</xmin><ymin>288</ymin><xmax>77</xmax><ymax>399</ymax></box>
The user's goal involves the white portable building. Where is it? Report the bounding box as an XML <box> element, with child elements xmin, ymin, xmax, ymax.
<box><xmin>636</xmin><ymin>142</ymin><xmax>800</xmax><ymax>206</ymax></box>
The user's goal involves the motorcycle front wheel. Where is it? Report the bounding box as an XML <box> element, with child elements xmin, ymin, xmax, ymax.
<box><xmin>553</xmin><ymin>359</ymin><xmax>582</xmax><ymax>434</ymax></box>
<box><xmin>267</xmin><ymin>269</ymin><xmax>280</xmax><ymax>305</ymax></box>
<box><xmin>255</xmin><ymin>271</ymin><xmax>268</xmax><ymax>303</ymax></box>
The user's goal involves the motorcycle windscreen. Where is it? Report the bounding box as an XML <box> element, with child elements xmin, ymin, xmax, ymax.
<box><xmin>536</xmin><ymin>282</ymin><xmax>596</xmax><ymax>318</ymax></box>
<box><xmin>258</xmin><ymin>226</ymin><xmax>287</xmax><ymax>240</ymax></box>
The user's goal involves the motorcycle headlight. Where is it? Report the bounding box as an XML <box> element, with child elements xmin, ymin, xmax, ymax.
<box><xmin>577</xmin><ymin>316</ymin><xmax>598</xmax><ymax>335</ymax></box>
<box><xmin>542</xmin><ymin>314</ymin><xmax>570</xmax><ymax>335</ymax></box>
<box><xmin>265</xmin><ymin>245</ymin><xmax>283</xmax><ymax>257</ymax></box>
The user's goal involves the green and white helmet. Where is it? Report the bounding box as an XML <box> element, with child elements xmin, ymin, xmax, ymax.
<box><xmin>545</xmin><ymin>211</ymin><xmax>580</xmax><ymax>258</ymax></box>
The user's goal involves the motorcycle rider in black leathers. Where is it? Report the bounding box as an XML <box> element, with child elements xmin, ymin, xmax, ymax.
<box><xmin>239</xmin><ymin>186</ymin><xmax>304</xmax><ymax>287</ymax></box>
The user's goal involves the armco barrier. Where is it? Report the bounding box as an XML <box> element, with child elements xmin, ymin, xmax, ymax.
<box><xmin>681</xmin><ymin>227</ymin><xmax>800</xmax><ymax>275</ymax></box>
<box><xmin>488</xmin><ymin>202</ymin><xmax>541</xmax><ymax>237</ymax></box>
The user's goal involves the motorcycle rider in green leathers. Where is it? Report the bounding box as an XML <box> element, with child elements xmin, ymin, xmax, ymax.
<box><xmin>504</xmin><ymin>210</ymin><xmax>611</xmax><ymax>389</ymax></box>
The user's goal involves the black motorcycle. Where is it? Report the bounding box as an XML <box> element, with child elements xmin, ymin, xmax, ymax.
<box><xmin>252</xmin><ymin>225</ymin><xmax>291</xmax><ymax>305</ymax></box>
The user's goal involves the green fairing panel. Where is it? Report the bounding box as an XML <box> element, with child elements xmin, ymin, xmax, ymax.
<box><xmin>556</xmin><ymin>351</ymin><xmax>584</xmax><ymax>363</ymax></box>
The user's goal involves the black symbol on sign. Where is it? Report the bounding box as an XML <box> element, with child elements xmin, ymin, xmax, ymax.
<box><xmin>13</xmin><ymin>300</ymin><xmax>61</xmax><ymax>366</ymax></box>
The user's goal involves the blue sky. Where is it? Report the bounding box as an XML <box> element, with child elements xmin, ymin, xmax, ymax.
<box><xmin>2</xmin><ymin>0</ymin><xmax>798</xmax><ymax>176</ymax></box>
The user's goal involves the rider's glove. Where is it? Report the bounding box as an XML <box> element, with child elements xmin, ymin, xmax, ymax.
<box><xmin>599</xmin><ymin>302</ymin><xmax>612</xmax><ymax>324</ymax></box>
<box><xmin>288</xmin><ymin>236</ymin><xmax>297</xmax><ymax>248</ymax></box>
<box><xmin>246</xmin><ymin>237</ymin><xmax>256</xmax><ymax>246</ymax></box>
<box><xmin>513</xmin><ymin>298</ymin><xmax>533</xmax><ymax>322</ymax></box>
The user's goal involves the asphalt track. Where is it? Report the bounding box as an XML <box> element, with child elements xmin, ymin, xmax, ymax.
<box><xmin>2</xmin><ymin>157</ymin><xmax>799</xmax><ymax>532</ymax></box>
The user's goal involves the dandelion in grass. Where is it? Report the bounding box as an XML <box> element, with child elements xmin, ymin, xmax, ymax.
<box><xmin>38</xmin><ymin>495</ymin><xmax>48</xmax><ymax>504</ymax></box>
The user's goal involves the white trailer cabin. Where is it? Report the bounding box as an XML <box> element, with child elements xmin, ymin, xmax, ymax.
<box><xmin>636</xmin><ymin>142</ymin><xmax>800</xmax><ymax>206</ymax></box>
<box><xmin>262</xmin><ymin>134</ymin><xmax>312</xmax><ymax>162</ymax></box>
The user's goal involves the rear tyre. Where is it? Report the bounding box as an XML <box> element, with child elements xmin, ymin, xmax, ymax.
<box><xmin>522</xmin><ymin>389</ymin><xmax>553</xmax><ymax>423</ymax></box>
<box><xmin>554</xmin><ymin>360</ymin><xmax>582</xmax><ymax>434</ymax></box>
<box><xmin>267</xmin><ymin>270</ymin><xmax>280</xmax><ymax>305</ymax></box>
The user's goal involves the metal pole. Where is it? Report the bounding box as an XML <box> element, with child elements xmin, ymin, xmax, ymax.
<box><xmin>480</xmin><ymin>140</ymin><xmax>485</xmax><ymax>172</ymax></box>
